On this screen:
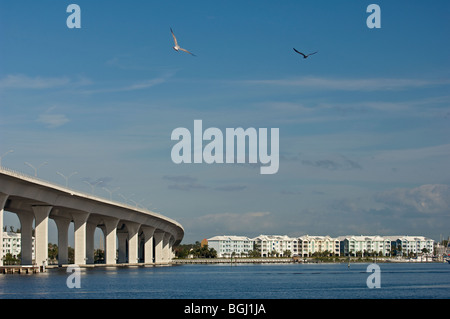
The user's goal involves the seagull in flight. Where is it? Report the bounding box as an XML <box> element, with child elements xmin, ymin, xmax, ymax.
<box><xmin>171</xmin><ymin>28</ymin><xmax>196</xmax><ymax>56</ymax></box>
<box><xmin>293</xmin><ymin>48</ymin><xmax>318</xmax><ymax>59</ymax></box>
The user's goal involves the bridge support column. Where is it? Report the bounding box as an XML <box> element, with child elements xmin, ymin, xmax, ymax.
<box><xmin>33</xmin><ymin>205</ymin><xmax>53</xmax><ymax>267</ymax></box>
<box><xmin>86</xmin><ymin>221</ymin><xmax>97</xmax><ymax>264</ymax></box>
<box><xmin>0</xmin><ymin>193</ymin><xmax>8</xmax><ymax>266</ymax></box>
<box><xmin>117</xmin><ymin>231</ymin><xmax>127</xmax><ymax>263</ymax></box>
<box><xmin>16</xmin><ymin>211</ymin><xmax>34</xmax><ymax>265</ymax></box>
<box><xmin>53</xmin><ymin>216</ymin><xmax>70</xmax><ymax>265</ymax></box>
<box><xmin>126</xmin><ymin>222</ymin><xmax>141</xmax><ymax>264</ymax></box>
<box><xmin>169</xmin><ymin>236</ymin><xmax>175</xmax><ymax>260</ymax></box>
<box><xmin>141</xmin><ymin>226</ymin><xmax>155</xmax><ymax>264</ymax></box>
<box><xmin>154</xmin><ymin>231</ymin><xmax>164</xmax><ymax>264</ymax></box>
<box><xmin>73</xmin><ymin>212</ymin><xmax>90</xmax><ymax>265</ymax></box>
<box><xmin>104</xmin><ymin>217</ymin><xmax>119</xmax><ymax>265</ymax></box>
<box><xmin>162</xmin><ymin>233</ymin><xmax>172</xmax><ymax>263</ymax></box>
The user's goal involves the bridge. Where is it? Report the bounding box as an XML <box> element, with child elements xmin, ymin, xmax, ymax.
<box><xmin>0</xmin><ymin>166</ymin><xmax>184</xmax><ymax>267</ymax></box>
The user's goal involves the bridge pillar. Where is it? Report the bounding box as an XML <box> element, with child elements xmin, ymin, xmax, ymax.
<box><xmin>169</xmin><ymin>236</ymin><xmax>175</xmax><ymax>260</ymax></box>
<box><xmin>0</xmin><ymin>193</ymin><xmax>8</xmax><ymax>266</ymax></box>
<box><xmin>162</xmin><ymin>232</ymin><xmax>172</xmax><ymax>262</ymax></box>
<box><xmin>154</xmin><ymin>231</ymin><xmax>165</xmax><ymax>264</ymax></box>
<box><xmin>86</xmin><ymin>221</ymin><xmax>97</xmax><ymax>264</ymax></box>
<box><xmin>117</xmin><ymin>231</ymin><xmax>127</xmax><ymax>263</ymax></box>
<box><xmin>73</xmin><ymin>212</ymin><xmax>90</xmax><ymax>265</ymax></box>
<box><xmin>141</xmin><ymin>225</ymin><xmax>155</xmax><ymax>264</ymax></box>
<box><xmin>16</xmin><ymin>211</ymin><xmax>34</xmax><ymax>265</ymax></box>
<box><xmin>126</xmin><ymin>222</ymin><xmax>141</xmax><ymax>264</ymax></box>
<box><xmin>33</xmin><ymin>205</ymin><xmax>53</xmax><ymax>267</ymax></box>
<box><xmin>104</xmin><ymin>217</ymin><xmax>119</xmax><ymax>265</ymax></box>
<box><xmin>53</xmin><ymin>216</ymin><xmax>71</xmax><ymax>265</ymax></box>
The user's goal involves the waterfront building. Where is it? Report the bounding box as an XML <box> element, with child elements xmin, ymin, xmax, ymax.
<box><xmin>391</xmin><ymin>236</ymin><xmax>434</xmax><ymax>256</ymax></box>
<box><xmin>340</xmin><ymin>235</ymin><xmax>392</xmax><ymax>257</ymax></box>
<box><xmin>207</xmin><ymin>235</ymin><xmax>254</xmax><ymax>258</ymax></box>
<box><xmin>206</xmin><ymin>233</ymin><xmax>435</xmax><ymax>259</ymax></box>
<box><xmin>252</xmin><ymin>235</ymin><xmax>298</xmax><ymax>257</ymax></box>
<box><xmin>298</xmin><ymin>235</ymin><xmax>340</xmax><ymax>257</ymax></box>
<box><xmin>2</xmin><ymin>231</ymin><xmax>35</xmax><ymax>261</ymax></box>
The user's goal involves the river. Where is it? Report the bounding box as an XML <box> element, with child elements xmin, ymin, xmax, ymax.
<box><xmin>0</xmin><ymin>262</ymin><xmax>449</xmax><ymax>299</ymax></box>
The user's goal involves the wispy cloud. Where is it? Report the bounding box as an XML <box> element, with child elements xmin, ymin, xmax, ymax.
<box><xmin>163</xmin><ymin>175</ymin><xmax>207</xmax><ymax>191</ymax></box>
<box><xmin>82</xmin><ymin>72</ymin><xmax>175</xmax><ymax>94</ymax></box>
<box><xmin>163</xmin><ymin>175</ymin><xmax>247</xmax><ymax>192</ymax></box>
<box><xmin>168</xmin><ymin>183</ymin><xmax>207</xmax><ymax>191</ymax></box>
<box><xmin>241</xmin><ymin>76</ymin><xmax>449</xmax><ymax>91</ymax></box>
<box><xmin>37</xmin><ymin>107</ymin><xmax>70</xmax><ymax>128</ymax></box>
<box><xmin>214</xmin><ymin>185</ymin><xmax>247</xmax><ymax>192</ymax></box>
<box><xmin>37</xmin><ymin>114</ymin><xmax>70</xmax><ymax>128</ymax></box>
<box><xmin>286</xmin><ymin>153</ymin><xmax>363</xmax><ymax>171</ymax></box>
<box><xmin>119</xmin><ymin>77</ymin><xmax>170</xmax><ymax>91</ymax></box>
<box><xmin>0</xmin><ymin>74</ymin><xmax>71</xmax><ymax>90</ymax></box>
<box><xmin>301</xmin><ymin>155</ymin><xmax>362</xmax><ymax>171</ymax></box>
<box><xmin>375</xmin><ymin>184</ymin><xmax>450</xmax><ymax>215</ymax></box>
<box><xmin>373</xmin><ymin>144</ymin><xmax>450</xmax><ymax>162</ymax></box>
<box><xmin>0</xmin><ymin>74</ymin><xmax>93</xmax><ymax>91</ymax></box>
<box><xmin>281</xmin><ymin>190</ymin><xmax>302</xmax><ymax>195</ymax></box>
<box><xmin>163</xmin><ymin>175</ymin><xmax>197</xmax><ymax>183</ymax></box>
<box><xmin>0</xmin><ymin>72</ymin><xmax>174</xmax><ymax>94</ymax></box>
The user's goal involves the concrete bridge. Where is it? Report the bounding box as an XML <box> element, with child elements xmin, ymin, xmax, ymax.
<box><xmin>0</xmin><ymin>166</ymin><xmax>184</xmax><ymax>267</ymax></box>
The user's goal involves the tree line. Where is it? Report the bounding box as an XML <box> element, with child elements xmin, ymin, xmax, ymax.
<box><xmin>174</xmin><ymin>241</ymin><xmax>217</xmax><ymax>258</ymax></box>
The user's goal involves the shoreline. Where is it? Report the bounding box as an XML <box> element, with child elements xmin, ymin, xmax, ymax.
<box><xmin>2</xmin><ymin>258</ymin><xmax>443</xmax><ymax>275</ymax></box>
<box><xmin>173</xmin><ymin>257</ymin><xmax>441</xmax><ymax>264</ymax></box>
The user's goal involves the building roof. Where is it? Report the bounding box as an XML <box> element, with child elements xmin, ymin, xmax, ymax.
<box><xmin>2</xmin><ymin>231</ymin><xmax>22</xmax><ymax>239</ymax></box>
<box><xmin>391</xmin><ymin>236</ymin><xmax>434</xmax><ymax>242</ymax></box>
<box><xmin>252</xmin><ymin>234</ymin><xmax>297</xmax><ymax>241</ymax></box>
<box><xmin>298</xmin><ymin>235</ymin><xmax>339</xmax><ymax>241</ymax></box>
<box><xmin>206</xmin><ymin>234</ymin><xmax>434</xmax><ymax>243</ymax></box>
<box><xmin>207</xmin><ymin>235</ymin><xmax>252</xmax><ymax>241</ymax></box>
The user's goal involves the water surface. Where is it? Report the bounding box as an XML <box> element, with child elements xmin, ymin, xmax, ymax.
<box><xmin>0</xmin><ymin>262</ymin><xmax>449</xmax><ymax>299</ymax></box>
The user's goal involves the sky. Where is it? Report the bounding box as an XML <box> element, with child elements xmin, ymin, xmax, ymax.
<box><xmin>0</xmin><ymin>1</ymin><xmax>449</xmax><ymax>245</ymax></box>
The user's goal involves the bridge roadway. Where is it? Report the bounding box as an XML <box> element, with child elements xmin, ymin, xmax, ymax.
<box><xmin>0</xmin><ymin>166</ymin><xmax>184</xmax><ymax>267</ymax></box>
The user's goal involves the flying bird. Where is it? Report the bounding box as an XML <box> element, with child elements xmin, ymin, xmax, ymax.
<box><xmin>170</xmin><ymin>28</ymin><xmax>196</xmax><ymax>56</ymax></box>
<box><xmin>293</xmin><ymin>48</ymin><xmax>318</xmax><ymax>59</ymax></box>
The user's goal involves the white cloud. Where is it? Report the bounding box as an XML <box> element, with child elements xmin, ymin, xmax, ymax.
<box><xmin>241</xmin><ymin>76</ymin><xmax>449</xmax><ymax>91</ymax></box>
<box><xmin>37</xmin><ymin>107</ymin><xmax>70</xmax><ymax>128</ymax></box>
<box><xmin>120</xmin><ymin>77</ymin><xmax>169</xmax><ymax>91</ymax></box>
<box><xmin>376</xmin><ymin>184</ymin><xmax>450</xmax><ymax>214</ymax></box>
<box><xmin>37</xmin><ymin>114</ymin><xmax>70</xmax><ymax>128</ymax></box>
<box><xmin>0</xmin><ymin>74</ymin><xmax>70</xmax><ymax>89</ymax></box>
<box><xmin>82</xmin><ymin>72</ymin><xmax>175</xmax><ymax>94</ymax></box>
<box><xmin>300</xmin><ymin>155</ymin><xmax>362</xmax><ymax>171</ymax></box>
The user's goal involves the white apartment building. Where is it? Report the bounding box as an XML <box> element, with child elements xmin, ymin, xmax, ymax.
<box><xmin>340</xmin><ymin>235</ymin><xmax>434</xmax><ymax>257</ymax></box>
<box><xmin>207</xmin><ymin>235</ymin><xmax>254</xmax><ymax>257</ymax></box>
<box><xmin>340</xmin><ymin>235</ymin><xmax>392</xmax><ymax>257</ymax></box>
<box><xmin>207</xmin><ymin>234</ymin><xmax>435</xmax><ymax>258</ymax></box>
<box><xmin>298</xmin><ymin>235</ymin><xmax>340</xmax><ymax>257</ymax></box>
<box><xmin>2</xmin><ymin>231</ymin><xmax>22</xmax><ymax>258</ymax></box>
<box><xmin>2</xmin><ymin>231</ymin><xmax>35</xmax><ymax>260</ymax></box>
<box><xmin>252</xmin><ymin>235</ymin><xmax>298</xmax><ymax>257</ymax></box>
<box><xmin>391</xmin><ymin>236</ymin><xmax>434</xmax><ymax>256</ymax></box>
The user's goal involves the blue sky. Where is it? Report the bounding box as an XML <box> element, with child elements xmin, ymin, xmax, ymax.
<box><xmin>1</xmin><ymin>1</ymin><xmax>449</xmax><ymax>244</ymax></box>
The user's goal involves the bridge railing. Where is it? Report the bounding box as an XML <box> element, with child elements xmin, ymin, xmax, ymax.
<box><xmin>0</xmin><ymin>164</ymin><xmax>159</xmax><ymax>216</ymax></box>
<box><xmin>0</xmin><ymin>165</ymin><xmax>68</xmax><ymax>192</ymax></box>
